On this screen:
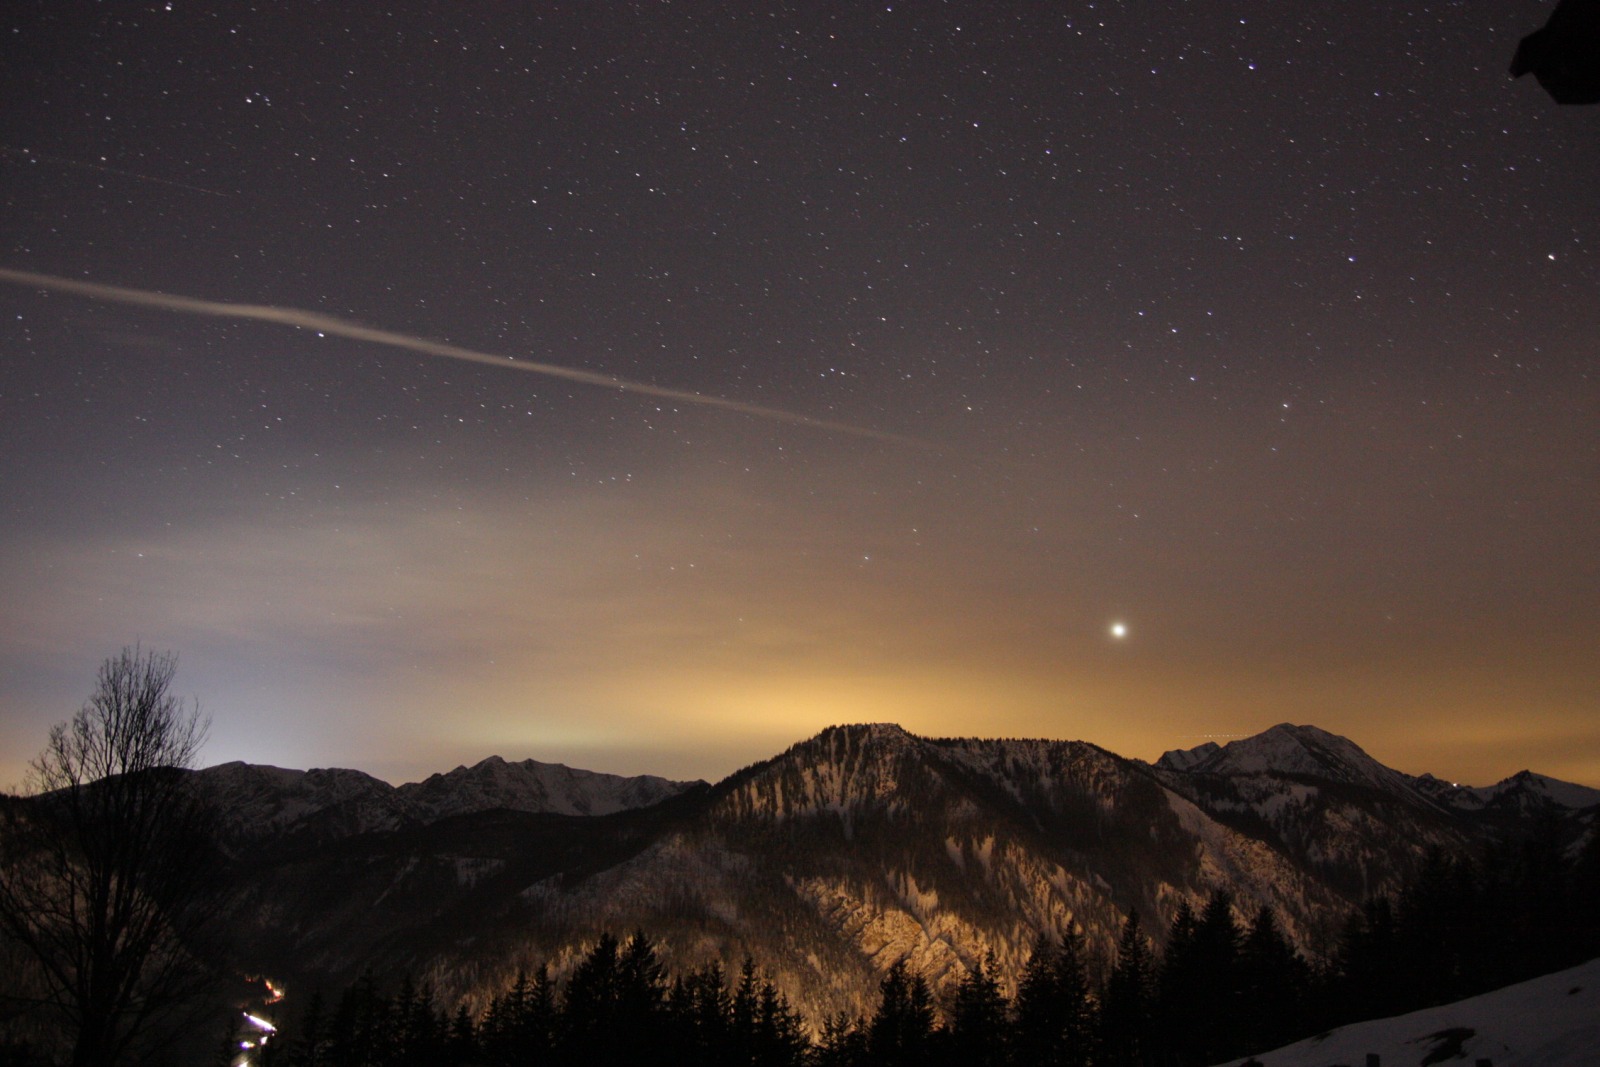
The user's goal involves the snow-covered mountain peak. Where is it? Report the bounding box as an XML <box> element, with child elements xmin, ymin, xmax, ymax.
<box><xmin>398</xmin><ymin>756</ymin><xmax>701</xmax><ymax>819</ymax></box>
<box><xmin>1157</xmin><ymin>723</ymin><xmax>1416</xmax><ymax>795</ymax></box>
<box><xmin>1415</xmin><ymin>768</ymin><xmax>1600</xmax><ymax>814</ymax></box>
<box><xmin>1497</xmin><ymin>770</ymin><xmax>1600</xmax><ymax>809</ymax></box>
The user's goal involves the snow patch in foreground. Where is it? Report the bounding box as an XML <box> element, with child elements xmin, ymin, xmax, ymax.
<box><xmin>1215</xmin><ymin>956</ymin><xmax>1600</xmax><ymax>1067</ymax></box>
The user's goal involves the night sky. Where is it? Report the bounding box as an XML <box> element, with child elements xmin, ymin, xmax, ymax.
<box><xmin>2</xmin><ymin>2</ymin><xmax>1596</xmax><ymax>791</ymax></box>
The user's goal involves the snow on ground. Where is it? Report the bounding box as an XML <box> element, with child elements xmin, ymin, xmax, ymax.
<box><xmin>1215</xmin><ymin>957</ymin><xmax>1600</xmax><ymax>1067</ymax></box>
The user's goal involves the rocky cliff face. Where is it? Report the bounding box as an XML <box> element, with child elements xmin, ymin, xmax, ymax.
<box><xmin>210</xmin><ymin>723</ymin><xmax>1597</xmax><ymax>1026</ymax></box>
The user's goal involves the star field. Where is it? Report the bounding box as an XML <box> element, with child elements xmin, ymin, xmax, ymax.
<box><xmin>0</xmin><ymin>2</ymin><xmax>1595</xmax><ymax>788</ymax></box>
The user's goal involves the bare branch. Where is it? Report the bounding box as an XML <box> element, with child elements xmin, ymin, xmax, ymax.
<box><xmin>0</xmin><ymin>646</ymin><xmax>222</xmax><ymax>1067</ymax></box>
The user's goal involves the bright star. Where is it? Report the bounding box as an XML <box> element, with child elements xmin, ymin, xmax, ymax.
<box><xmin>1110</xmin><ymin>622</ymin><xmax>1128</xmax><ymax>639</ymax></box>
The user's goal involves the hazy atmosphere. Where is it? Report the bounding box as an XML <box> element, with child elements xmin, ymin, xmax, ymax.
<box><xmin>2</xmin><ymin>2</ymin><xmax>1596</xmax><ymax>790</ymax></box>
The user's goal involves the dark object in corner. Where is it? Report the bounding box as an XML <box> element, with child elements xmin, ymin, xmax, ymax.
<box><xmin>1511</xmin><ymin>0</ymin><xmax>1600</xmax><ymax>103</ymax></box>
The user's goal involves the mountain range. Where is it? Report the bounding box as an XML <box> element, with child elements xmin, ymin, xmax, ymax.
<box><xmin>204</xmin><ymin>722</ymin><xmax>1599</xmax><ymax>1025</ymax></box>
<box><xmin>200</xmin><ymin>754</ymin><xmax>695</xmax><ymax>843</ymax></box>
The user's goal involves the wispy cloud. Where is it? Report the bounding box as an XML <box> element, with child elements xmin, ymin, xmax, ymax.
<box><xmin>0</xmin><ymin>268</ymin><xmax>934</xmax><ymax>448</ymax></box>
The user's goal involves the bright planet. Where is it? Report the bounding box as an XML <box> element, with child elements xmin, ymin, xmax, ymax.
<box><xmin>0</xmin><ymin>2</ymin><xmax>1596</xmax><ymax>794</ymax></box>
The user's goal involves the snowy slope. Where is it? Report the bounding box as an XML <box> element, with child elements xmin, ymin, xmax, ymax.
<box><xmin>1217</xmin><ymin>956</ymin><xmax>1600</xmax><ymax>1067</ymax></box>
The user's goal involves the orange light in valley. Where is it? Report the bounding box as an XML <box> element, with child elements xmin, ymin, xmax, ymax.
<box><xmin>244</xmin><ymin>974</ymin><xmax>284</xmax><ymax>1005</ymax></box>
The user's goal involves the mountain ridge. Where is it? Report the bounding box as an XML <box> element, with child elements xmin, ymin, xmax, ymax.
<box><xmin>204</xmin><ymin>721</ymin><xmax>1596</xmax><ymax>1027</ymax></box>
<box><xmin>203</xmin><ymin>721</ymin><xmax>1596</xmax><ymax>838</ymax></box>
<box><xmin>196</xmin><ymin>755</ymin><xmax>706</xmax><ymax>843</ymax></box>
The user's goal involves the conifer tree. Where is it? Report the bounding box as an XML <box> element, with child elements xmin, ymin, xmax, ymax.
<box><xmin>1572</xmin><ymin>830</ymin><xmax>1600</xmax><ymax>962</ymax></box>
<box><xmin>1013</xmin><ymin>935</ymin><xmax>1061</xmax><ymax>1063</ymax></box>
<box><xmin>814</xmin><ymin>1012</ymin><xmax>866</xmax><ymax>1067</ymax></box>
<box><xmin>613</xmin><ymin>931</ymin><xmax>668</xmax><ymax>1062</ymax></box>
<box><xmin>752</xmin><ymin>977</ymin><xmax>808</xmax><ymax>1067</ymax></box>
<box><xmin>1154</xmin><ymin>900</ymin><xmax>1203</xmax><ymax>1063</ymax></box>
<box><xmin>1014</xmin><ymin>930</ymin><xmax>1093</xmax><ymax>1067</ymax></box>
<box><xmin>1236</xmin><ymin>905</ymin><xmax>1307</xmax><ymax>1057</ymax></box>
<box><xmin>1488</xmin><ymin>823</ymin><xmax>1571</xmax><ymax>984</ymax></box>
<box><xmin>1164</xmin><ymin>901</ymin><xmax>1198</xmax><ymax>967</ymax></box>
<box><xmin>1099</xmin><ymin>910</ymin><xmax>1154</xmax><ymax>1067</ymax></box>
<box><xmin>446</xmin><ymin>1005</ymin><xmax>477</xmax><ymax>1066</ymax></box>
<box><xmin>390</xmin><ymin>975</ymin><xmax>444</xmax><ymax>1067</ymax></box>
<box><xmin>480</xmin><ymin>969</ymin><xmax>529</xmax><ymax>1065</ymax></box>
<box><xmin>945</xmin><ymin>953</ymin><xmax>1008</xmax><ymax>1067</ymax></box>
<box><xmin>1404</xmin><ymin>850</ymin><xmax>1487</xmax><ymax>1007</ymax></box>
<box><xmin>1188</xmin><ymin>891</ymin><xmax>1244</xmax><ymax>1062</ymax></box>
<box><xmin>327</xmin><ymin>971</ymin><xmax>390</xmax><ymax>1067</ymax></box>
<box><xmin>731</xmin><ymin>957</ymin><xmax>759</xmax><ymax>1064</ymax></box>
<box><xmin>674</xmin><ymin>962</ymin><xmax>734</xmax><ymax>1066</ymax></box>
<box><xmin>867</xmin><ymin>961</ymin><xmax>934</xmax><ymax>1067</ymax></box>
<box><xmin>560</xmin><ymin>933</ymin><xmax>621</xmax><ymax>1060</ymax></box>
<box><xmin>1332</xmin><ymin>894</ymin><xmax>1400</xmax><ymax>1024</ymax></box>
<box><xmin>287</xmin><ymin>990</ymin><xmax>327</xmax><ymax>1067</ymax></box>
<box><xmin>523</xmin><ymin>965</ymin><xmax>556</xmax><ymax>1061</ymax></box>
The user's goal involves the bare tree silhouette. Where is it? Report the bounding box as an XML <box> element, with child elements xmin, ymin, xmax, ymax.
<box><xmin>0</xmin><ymin>647</ymin><xmax>221</xmax><ymax>1067</ymax></box>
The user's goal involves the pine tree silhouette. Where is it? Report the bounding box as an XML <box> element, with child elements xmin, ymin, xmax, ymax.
<box><xmin>1099</xmin><ymin>910</ymin><xmax>1155</xmax><ymax>1067</ymax></box>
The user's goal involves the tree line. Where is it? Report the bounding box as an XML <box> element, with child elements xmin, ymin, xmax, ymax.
<box><xmin>243</xmin><ymin>905</ymin><xmax>1298</xmax><ymax>1067</ymax></box>
<box><xmin>242</xmin><ymin>933</ymin><xmax>809</xmax><ymax>1067</ymax></box>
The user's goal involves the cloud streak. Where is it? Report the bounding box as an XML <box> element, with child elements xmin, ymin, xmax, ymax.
<box><xmin>0</xmin><ymin>267</ymin><xmax>933</xmax><ymax>449</ymax></box>
<box><xmin>1</xmin><ymin>145</ymin><xmax>234</xmax><ymax>197</ymax></box>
